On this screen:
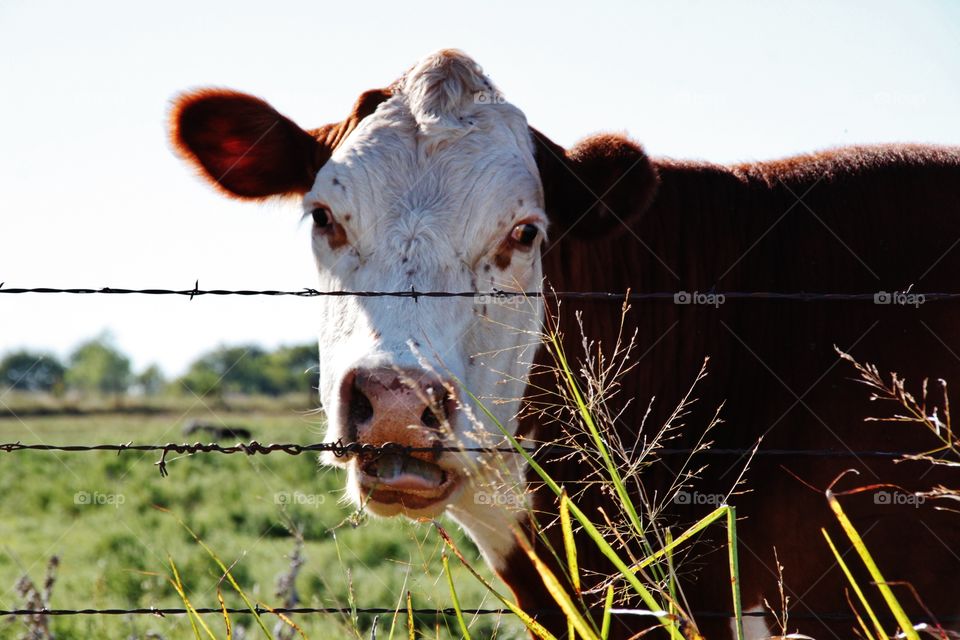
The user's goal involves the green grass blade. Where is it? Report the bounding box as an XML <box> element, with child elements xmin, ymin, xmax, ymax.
<box><xmin>332</xmin><ymin>532</ymin><xmax>361</xmax><ymax>637</ymax></box>
<box><xmin>822</xmin><ymin>527</ymin><xmax>888</xmax><ymax>640</ymax></box>
<box><xmin>600</xmin><ymin>585</ymin><xmax>614</xmax><ymax>640</ymax></box>
<box><xmin>442</xmin><ymin>553</ymin><xmax>472</xmax><ymax>640</ymax></box>
<box><xmin>406</xmin><ymin>591</ymin><xmax>415</xmax><ymax>640</ymax></box>
<box><xmin>434</xmin><ymin>523</ymin><xmax>560</xmax><ymax>640</ymax></box>
<box><xmin>560</xmin><ymin>492</ymin><xmax>580</xmax><ymax>595</ymax></box>
<box><xmin>463</xmin><ymin>386</ymin><xmax>561</xmax><ymax>493</ymax></box>
<box><xmin>565</xmin><ymin>500</ymin><xmax>684</xmax><ymax>639</ymax></box>
<box><xmin>664</xmin><ymin>529</ymin><xmax>676</xmax><ymax>619</ymax></box>
<box><xmin>386</xmin><ymin>566</ymin><xmax>411</xmax><ymax>640</ymax></box>
<box><xmin>216</xmin><ymin>586</ymin><xmax>233</xmax><ymax>640</ymax></box>
<box><xmin>630</xmin><ymin>506</ymin><xmax>729</xmax><ymax>572</ymax></box>
<box><xmin>260</xmin><ymin>603</ymin><xmax>310</xmax><ymax>640</ymax></box>
<box><xmin>514</xmin><ymin>532</ymin><xmax>601</xmax><ymax>640</ymax></box>
<box><xmin>847</xmin><ymin>591</ymin><xmax>879</xmax><ymax>640</ymax></box>
<box><xmin>462</xmin><ymin>388</ymin><xmax>684</xmax><ymax>640</ymax></box>
<box><xmin>826</xmin><ymin>490</ymin><xmax>918</xmax><ymax>640</ymax></box>
<box><xmin>547</xmin><ymin>333</ymin><xmax>645</xmax><ymax>540</ymax></box>
<box><xmin>168</xmin><ymin>557</ymin><xmax>216</xmax><ymax>640</ymax></box>
<box><xmin>165</xmin><ymin>510</ymin><xmax>274</xmax><ymax>639</ymax></box>
<box><xmin>200</xmin><ymin>547</ymin><xmax>272</xmax><ymax>638</ymax></box>
<box><xmin>726</xmin><ymin>506</ymin><xmax>744</xmax><ymax>640</ymax></box>
<box><xmin>853</xmin><ymin>609</ymin><xmax>879</xmax><ymax>640</ymax></box>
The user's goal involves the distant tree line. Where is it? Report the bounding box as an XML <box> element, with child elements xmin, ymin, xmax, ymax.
<box><xmin>0</xmin><ymin>335</ymin><xmax>318</xmax><ymax>398</ymax></box>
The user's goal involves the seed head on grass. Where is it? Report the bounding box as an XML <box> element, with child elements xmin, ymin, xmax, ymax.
<box><xmin>8</xmin><ymin>554</ymin><xmax>59</xmax><ymax>640</ymax></box>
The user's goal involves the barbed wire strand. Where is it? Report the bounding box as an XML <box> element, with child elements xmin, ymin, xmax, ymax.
<box><xmin>0</xmin><ymin>283</ymin><xmax>953</xmax><ymax>302</ymax></box>
<box><xmin>0</xmin><ymin>441</ymin><xmax>913</xmax><ymax>456</ymax></box>
<box><xmin>0</xmin><ymin>441</ymin><xmax>925</xmax><ymax>478</ymax></box>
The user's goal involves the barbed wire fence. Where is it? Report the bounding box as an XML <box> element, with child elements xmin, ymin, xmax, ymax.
<box><xmin>0</xmin><ymin>440</ymin><xmax>921</xmax><ymax>480</ymax></box>
<box><xmin>0</xmin><ymin>441</ymin><xmax>920</xmax><ymax>477</ymax></box>
<box><xmin>1</xmin><ymin>283</ymin><xmax>956</xmax><ymax>628</ymax></box>
<box><xmin>0</xmin><ymin>282</ymin><xmax>953</xmax><ymax>302</ymax></box>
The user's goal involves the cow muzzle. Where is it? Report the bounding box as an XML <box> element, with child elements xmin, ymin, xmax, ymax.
<box><xmin>340</xmin><ymin>367</ymin><xmax>463</xmax><ymax>514</ymax></box>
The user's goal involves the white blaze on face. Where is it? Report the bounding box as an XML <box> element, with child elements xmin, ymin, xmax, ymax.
<box><xmin>306</xmin><ymin>51</ymin><xmax>546</xmax><ymax>546</ymax></box>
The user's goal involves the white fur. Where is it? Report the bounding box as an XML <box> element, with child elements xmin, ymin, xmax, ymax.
<box><xmin>739</xmin><ymin>605</ymin><xmax>772</xmax><ymax>640</ymax></box>
<box><xmin>307</xmin><ymin>50</ymin><xmax>545</xmax><ymax>566</ymax></box>
<box><xmin>446</xmin><ymin>450</ymin><xmax>532</xmax><ymax>570</ymax></box>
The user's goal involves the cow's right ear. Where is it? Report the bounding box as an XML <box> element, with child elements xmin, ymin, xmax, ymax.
<box><xmin>531</xmin><ymin>128</ymin><xmax>659</xmax><ymax>238</ymax></box>
<box><xmin>170</xmin><ymin>89</ymin><xmax>324</xmax><ymax>199</ymax></box>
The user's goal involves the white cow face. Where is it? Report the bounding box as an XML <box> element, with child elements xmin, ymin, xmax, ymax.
<box><xmin>305</xmin><ymin>56</ymin><xmax>547</xmax><ymax>518</ymax></box>
<box><xmin>170</xmin><ymin>50</ymin><xmax>547</xmax><ymax>521</ymax></box>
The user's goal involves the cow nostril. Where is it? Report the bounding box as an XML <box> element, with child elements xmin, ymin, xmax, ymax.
<box><xmin>348</xmin><ymin>377</ymin><xmax>374</xmax><ymax>427</ymax></box>
<box><xmin>421</xmin><ymin>405</ymin><xmax>442</xmax><ymax>429</ymax></box>
<box><xmin>421</xmin><ymin>386</ymin><xmax>451</xmax><ymax>430</ymax></box>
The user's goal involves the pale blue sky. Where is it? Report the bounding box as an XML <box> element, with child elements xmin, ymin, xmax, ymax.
<box><xmin>2</xmin><ymin>0</ymin><xmax>959</xmax><ymax>375</ymax></box>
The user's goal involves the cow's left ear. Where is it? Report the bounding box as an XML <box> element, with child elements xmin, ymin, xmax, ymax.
<box><xmin>170</xmin><ymin>88</ymin><xmax>392</xmax><ymax>200</ymax></box>
<box><xmin>170</xmin><ymin>89</ymin><xmax>324</xmax><ymax>199</ymax></box>
<box><xmin>531</xmin><ymin>129</ymin><xmax>658</xmax><ymax>238</ymax></box>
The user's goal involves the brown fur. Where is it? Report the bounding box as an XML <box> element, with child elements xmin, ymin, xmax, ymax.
<box><xmin>520</xmin><ymin>133</ymin><xmax>960</xmax><ymax>639</ymax></box>
<box><xmin>323</xmin><ymin>220</ymin><xmax>350</xmax><ymax>250</ymax></box>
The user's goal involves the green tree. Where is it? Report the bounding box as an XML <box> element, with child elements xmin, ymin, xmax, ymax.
<box><xmin>135</xmin><ymin>364</ymin><xmax>166</xmax><ymax>396</ymax></box>
<box><xmin>0</xmin><ymin>350</ymin><xmax>66</xmax><ymax>392</ymax></box>
<box><xmin>65</xmin><ymin>335</ymin><xmax>132</xmax><ymax>394</ymax></box>
<box><xmin>178</xmin><ymin>367</ymin><xmax>221</xmax><ymax>397</ymax></box>
<box><xmin>262</xmin><ymin>344</ymin><xmax>319</xmax><ymax>396</ymax></box>
<box><xmin>178</xmin><ymin>345</ymin><xmax>270</xmax><ymax>396</ymax></box>
<box><xmin>178</xmin><ymin>343</ymin><xmax>318</xmax><ymax>397</ymax></box>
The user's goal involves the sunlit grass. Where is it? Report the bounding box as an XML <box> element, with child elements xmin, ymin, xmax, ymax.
<box><xmin>0</xmin><ymin>411</ymin><xmax>525</xmax><ymax>639</ymax></box>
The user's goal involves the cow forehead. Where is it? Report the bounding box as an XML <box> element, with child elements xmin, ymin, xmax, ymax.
<box><xmin>318</xmin><ymin>104</ymin><xmax>541</xmax><ymax>229</ymax></box>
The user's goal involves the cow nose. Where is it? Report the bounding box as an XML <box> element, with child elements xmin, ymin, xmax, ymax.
<box><xmin>341</xmin><ymin>368</ymin><xmax>456</xmax><ymax>449</ymax></box>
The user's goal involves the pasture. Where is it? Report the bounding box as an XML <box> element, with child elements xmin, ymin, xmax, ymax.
<box><xmin>0</xmin><ymin>404</ymin><xmax>526</xmax><ymax>639</ymax></box>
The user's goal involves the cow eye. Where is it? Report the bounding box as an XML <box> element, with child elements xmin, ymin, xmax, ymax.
<box><xmin>311</xmin><ymin>206</ymin><xmax>332</xmax><ymax>229</ymax></box>
<box><xmin>511</xmin><ymin>223</ymin><xmax>539</xmax><ymax>247</ymax></box>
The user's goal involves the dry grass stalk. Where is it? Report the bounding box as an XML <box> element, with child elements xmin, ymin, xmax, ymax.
<box><xmin>7</xmin><ymin>555</ymin><xmax>59</xmax><ymax>640</ymax></box>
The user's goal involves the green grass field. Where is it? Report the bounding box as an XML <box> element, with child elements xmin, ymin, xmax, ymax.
<box><xmin>0</xmin><ymin>404</ymin><xmax>526</xmax><ymax>639</ymax></box>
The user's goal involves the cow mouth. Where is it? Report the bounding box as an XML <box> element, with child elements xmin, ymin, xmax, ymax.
<box><xmin>358</xmin><ymin>453</ymin><xmax>460</xmax><ymax>510</ymax></box>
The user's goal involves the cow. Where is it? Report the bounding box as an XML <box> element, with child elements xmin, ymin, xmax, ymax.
<box><xmin>181</xmin><ymin>419</ymin><xmax>253</xmax><ymax>441</ymax></box>
<box><xmin>168</xmin><ymin>49</ymin><xmax>960</xmax><ymax>639</ymax></box>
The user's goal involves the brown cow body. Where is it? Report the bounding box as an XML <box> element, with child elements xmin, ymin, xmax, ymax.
<box><xmin>512</xmin><ymin>143</ymin><xmax>960</xmax><ymax>638</ymax></box>
<box><xmin>169</xmin><ymin>50</ymin><xmax>960</xmax><ymax>640</ymax></box>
